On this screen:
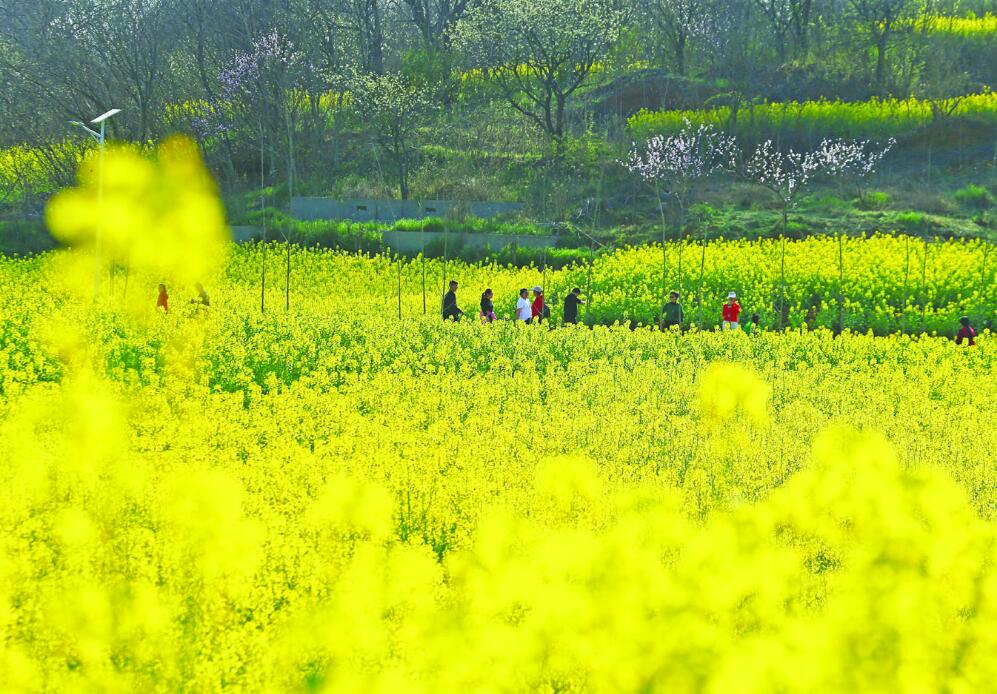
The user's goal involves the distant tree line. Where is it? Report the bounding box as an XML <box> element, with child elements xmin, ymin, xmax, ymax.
<box><xmin>0</xmin><ymin>0</ymin><xmax>993</xmax><ymax>203</ymax></box>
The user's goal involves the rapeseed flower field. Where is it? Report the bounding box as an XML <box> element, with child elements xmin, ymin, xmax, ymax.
<box><xmin>218</xmin><ymin>233</ymin><xmax>993</xmax><ymax>335</ymax></box>
<box><xmin>0</xmin><ymin>140</ymin><xmax>995</xmax><ymax>691</ymax></box>
<box><xmin>628</xmin><ymin>92</ymin><xmax>997</xmax><ymax>140</ymax></box>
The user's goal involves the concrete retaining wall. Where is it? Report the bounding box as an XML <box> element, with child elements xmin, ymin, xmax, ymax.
<box><xmin>290</xmin><ymin>197</ymin><xmax>523</xmax><ymax>222</ymax></box>
<box><xmin>380</xmin><ymin>230</ymin><xmax>553</xmax><ymax>253</ymax></box>
<box><xmin>230</xmin><ymin>226</ymin><xmax>260</xmax><ymax>243</ymax></box>
<box><xmin>229</xmin><ymin>225</ymin><xmax>554</xmax><ymax>252</ymax></box>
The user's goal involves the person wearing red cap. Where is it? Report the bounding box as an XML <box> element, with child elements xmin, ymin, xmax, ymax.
<box><xmin>722</xmin><ymin>291</ymin><xmax>741</xmax><ymax>330</ymax></box>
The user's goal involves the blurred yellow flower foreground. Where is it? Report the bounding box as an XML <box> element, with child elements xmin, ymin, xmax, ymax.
<box><xmin>0</xmin><ymin>310</ymin><xmax>993</xmax><ymax>692</ymax></box>
<box><xmin>45</xmin><ymin>136</ymin><xmax>228</xmax><ymax>289</ymax></box>
<box><xmin>0</xmin><ymin>147</ymin><xmax>993</xmax><ymax>691</ymax></box>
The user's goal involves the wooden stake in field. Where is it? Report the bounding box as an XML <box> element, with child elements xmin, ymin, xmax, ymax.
<box><xmin>656</xmin><ymin>183</ymin><xmax>668</xmax><ymax>326</ymax></box>
<box><xmin>778</xmin><ymin>236</ymin><xmax>787</xmax><ymax>331</ymax></box>
<box><xmin>542</xmin><ymin>247</ymin><xmax>548</xmax><ymax>306</ymax></box>
<box><xmin>901</xmin><ymin>236</ymin><xmax>911</xmax><ymax>334</ymax></box>
<box><xmin>837</xmin><ymin>233</ymin><xmax>845</xmax><ymax>332</ymax></box>
<box><xmin>421</xmin><ymin>232</ymin><xmax>427</xmax><ymax>316</ymax></box>
<box><xmin>696</xmin><ymin>236</ymin><xmax>706</xmax><ymax>328</ymax></box>
<box><xmin>397</xmin><ymin>254</ymin><xmax>403</xmax><ymax>320</ymax></box>
<box><xmin>285</xmin><ymin>241</ymin><xmax>291</xmax><ymax>312</ymax></box>
<box><xmin>677</xmin><ymin>239</ymin><xmax>683</xmax><ymax>313</ymax></box>
<box><xmin>979</xmin><ymin>242</ymin><xmax>991</xmax><ymax>330</ymax></box>
<box><xmin>585</xmin><ymin>238</ymin><xmax>594</xmax><ymax>325</ymax></box>
<box><xmin>442</xmin><ymin>224</ymin><xmax>449</xmax><ymax>315</ymax></box>
<box><xmin>920</xmin><ymin>238</ymin><xmax>929</xmax><ymax>329</ymax></box>
<box><xmin>584</xmin><ymin>171</ymin><xmax>605</xmax><ymax>326</ymax></box>
<box><xmin>260</xmin><ymin>121</ymin><xmax>267</xmax><ymax>315</ymax></box>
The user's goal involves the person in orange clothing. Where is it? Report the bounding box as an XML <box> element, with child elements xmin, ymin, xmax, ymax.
<box><xmin>156</xmin><ymin>284</ymin><xmax>169</xmax><ymax>313</ymax></box>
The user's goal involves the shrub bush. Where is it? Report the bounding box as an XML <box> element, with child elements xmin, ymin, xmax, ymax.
<box><xmin>858</xmin><ymin>191</ymin><xmax>891</xmax><ymax>210</ymax></box>
<box><xmin>954</xmin><ymin>184</ymin><xmax>994</xmax><ymax>210</ymax></box>
<box><xmin>805</xmin><ymin>195</ymin><xmax>851</xmax><ymax>211</ymax></box>
<box><xmin>892</xmin><ymin>211</ymin><xmax>928</xmax><ymax>233</ymax></box>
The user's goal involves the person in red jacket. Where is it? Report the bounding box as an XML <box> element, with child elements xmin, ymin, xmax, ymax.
<box><xmin>156</xmin><ymin>284</ymin><xmax>169</xmax><ymax>313</ymax></box>
<box><xmin>722</xmin><ymin>291</ymin><xmax>741</xmax><ymax>330</ymax></box>
<box><xmin>531</xmin><ymin>286</ymin><xmax>545</xmax><ymax>324</ymax></box>
<box><xmin>956</xmin><ymin>316</ymin><xmax>976</xmax><ymax>346</ymax></box>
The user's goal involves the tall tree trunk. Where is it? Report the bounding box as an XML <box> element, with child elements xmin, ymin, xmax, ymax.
<box><xmin>656</xmin><ymin>184</ymin><xmax>668</xmax><ymax>326</ymax></box>
<box><xmin>554</xmin><ymin>92</ymin><xmax>566</xmax><ymax>141</ymax></box>
<box><xmin>874</xmin><ymin>32</ymin><xmax>889</xmax><ymax>91</ymax></box>
<box><xmin>286</xmin><ymin>106</ymin><xmax>295</xmax><ymax>201</ymax></box>
<box><xmin>399</xmin><ymin>159</ymin><xmax>409</xmax><ymax>200</ymax></box>
<box><xmin>193</xmin><ymin>23</ymin><xmax>237</xmax><ymax>182</ymax></box>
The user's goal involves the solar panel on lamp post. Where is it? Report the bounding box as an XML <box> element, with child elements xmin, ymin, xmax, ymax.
<box><xmin>69</xmin><ymin>108</ymin><xmax>121</xmax><ymax>299</ymax></box>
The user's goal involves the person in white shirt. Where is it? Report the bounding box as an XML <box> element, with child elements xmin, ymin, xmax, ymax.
<box><xmin>515</xmin><ymin>288</ymin><xmax>532</xmax><ymax>322</ymax></box>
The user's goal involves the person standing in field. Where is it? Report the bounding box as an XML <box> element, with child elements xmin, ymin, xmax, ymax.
<box><xmin>480</xmin><ymin>288</ymin><xmax>497</xmax><ymax>323</ymax></box>
<box><xmin>956</xmin><ymin>316</ymin><xmax>976</xmax><ymax>346</ymax></box>
<box><xmin>563</xmin><ymin>287</ymin><xmax>585</xmax><ymax>325</ymax></box>
<box><xmin>156</xmin><ymin>284</ymin><xmax>169</xmax><ymax>313</ymax></box>
<box><xmin>660</xmin><ymin>291</ymin><xmax>683</xmax><ymax>331</ymax></box>
<box><xmin>744</xmin><ymin>312</ymin><xmax>760</xmax><ymax>335</ymax></box>
<box><xmin>442</xmin><ymin>280</ymin><xmax>463</xmax><ymax>322</ymax></box>
<box><xmin>516</xmin><ymin>288</ymin><xmax>532</xmax><ymax>323</ymax></box>
<box><xmin>192</xmin><ymin>282</ymin><xmax>210</xmax><ymax>307</ymax></box>
<box><xmin>531</xmin><ymin>286</ymin><xmax>546</xmax><ymax>324</ymax></box>
<box><xmin>722</xmin><ymin>292</ymin><xmax>741</xmax><ymax>330</ymax></box>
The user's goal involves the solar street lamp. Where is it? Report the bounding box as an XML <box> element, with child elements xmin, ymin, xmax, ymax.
<box><xmin>69</xmin><ymin>108</ymin><xmax>121</xmax><ymax>298</ymax></box>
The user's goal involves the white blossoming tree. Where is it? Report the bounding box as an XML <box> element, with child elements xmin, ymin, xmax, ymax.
<box><xmin>743</xmin><ymin>137</ymin><xmax>895</xmax><ymax>236</ymax></box>
<box><xmin>741</xmin><ymin>136</ymin><xmax>894</xmax><ymax>328</ymax></box>
<box><xmin>623</xmin><ymin>119</ymin><xmax>739</xmax><ymax>322</ymax></box>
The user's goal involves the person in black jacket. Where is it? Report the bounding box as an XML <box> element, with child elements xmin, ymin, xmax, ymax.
<box><xmin>659</xmin><ymin>291</ymin><xmax>682</xmax><ymax>331</ymax></box>
<box><xmin>479</xmin><ymin>288</ymin><xmax>497</xmax><ymax>322</ymax></box>
<box><xmin>563</xmin><ymin>287</ymin><xmax>585</xmax><ymax>325</ymax></box>
<box><xmin>442</xmin><ymin>280</ymin><xmax>463</xmax><ymax>321</ymax></box>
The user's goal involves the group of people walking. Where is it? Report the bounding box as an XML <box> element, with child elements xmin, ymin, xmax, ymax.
<box><xmin>443</xmin><ymin>280</ymin><xmax>758</xmax><ymax>331</ymax></box>
<box><xmin>149</xmin><ymin>280</ymin><xmax>977</xmax><ymax>346</ymax></box>
<box><xmin>444</xmin><ymin>281</ymin><xmax>583</xmax><ymax>325</ymax></box>
<box><xmin>441</xmin><ymin>281</ymin><xmax>978</xmax><ymax>344</ymax></box>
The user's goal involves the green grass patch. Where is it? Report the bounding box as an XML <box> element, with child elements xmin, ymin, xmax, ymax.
<box><xmin>954</xmin><ymin>184</ymin><xmax>994</xmax><ymax>209</ymax></box>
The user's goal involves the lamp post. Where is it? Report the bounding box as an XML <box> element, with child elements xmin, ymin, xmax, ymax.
<box><xmin>69</xmin><ymin>108</ymin><xmax>121</xmax><ymax>299</ymax></box>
